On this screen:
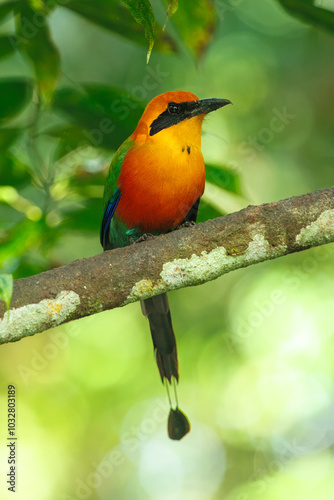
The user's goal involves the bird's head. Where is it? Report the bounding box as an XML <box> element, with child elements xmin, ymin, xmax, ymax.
<box><xmin>132</xmin><ymin>91</ymin><xmax>232</xmax><ymax>144</ymax></box>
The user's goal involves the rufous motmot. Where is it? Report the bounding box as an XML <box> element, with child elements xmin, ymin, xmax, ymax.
<box><xmin>101</xmin><ymin>91</ymin><xmax>231</xmax><ymax>439</ymax></box>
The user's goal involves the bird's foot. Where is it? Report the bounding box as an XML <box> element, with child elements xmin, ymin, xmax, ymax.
<box><xmin>174</xmin><ymin>220</ymin><xmax>196</xmax><ymax>231</ymax></box>
<box><xmin>136</xmin><ymin>233</ymin><xmax>154</xmax><ymax>243</ymax></box>
<box><xmin>129</xmin><ymin>233</ymin><xmax>154</xmax><ymax>245</ymax></box>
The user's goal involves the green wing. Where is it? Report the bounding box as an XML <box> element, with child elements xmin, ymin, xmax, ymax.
<box><xmin>102</xmin><ymin>136</ymin><xmax>134</xmax><ymax>210</ymax></box>
<box><xmin>100</xmin><ymin>137</ymin><xmax>134</xmax><ymax>250</ymax></box>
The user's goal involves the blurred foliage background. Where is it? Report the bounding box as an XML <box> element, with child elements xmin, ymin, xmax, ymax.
<box><xmin>0</xmin><ymin>0</ymin><xmax>334</xmax><ymax>499</ymax></box>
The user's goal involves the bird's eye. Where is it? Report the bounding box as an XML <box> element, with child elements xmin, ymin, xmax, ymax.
<box><xmin>168</xmin><ymin>103</ymin><xmax>180</xmax><ymax>114</ymax></box>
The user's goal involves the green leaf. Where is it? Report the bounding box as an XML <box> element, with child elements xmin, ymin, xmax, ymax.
<box><xmin>0</xmin><ymin>218</ymin><xmax>51</xmax><ymax>273</ymax></box>
<box><xmin>170</xmin><ymin>0</ymin><xmax>216</xmax><ymax>58</ymax></box>
<box><xmin>0</xmin><ymin>128</ymin><xmax>21</xmax><ymax>172</ymax></box>
<box><xmin>0</xmin><ymin>34</ymin><xmax>18</xmax><ymax>59</ymax></box>
<box><xmin>0</xmin><ymin>78</ymin><xmax>33</xmax><ymax>123</ymax></box>
<box><xmin>277</xmin><ymin>0</ymin><xmax>334</xmax><ymax>33</ymax></box>
<box><xmin>17</xmin><ymin>6</ymin><xmax>60</xmax><ymax>100</ymax></box>
<box><xmin>0</xmin><ymin>274</ymin><xmax>13</xmax><ymax>310</ymax></box>
<box><xmin>0</xmin><ymin>128</ymin><xmax>21</xmax><ymax>150</ymax></box>
<box><xmin>49</xmin><ymin>125</ymin><xmax>96</xmax><ymax>162</ymax></box>
<box><xmin>64</xmin><ymin>0</ymin><xmax>176</xmax><ymax>54</ymax></box>
<box><xmin>205</xmin><ymin>163</ymin><xmax>241</xmax><ymax>195</ymax></box>
<box><xmin>0</xmin><ymin>0</ymin><xmax>17</xmax><ymax>25</ymax></box>
<box><xmin>198</xmin><ymin>164</ymin><xmax>242</xmax><ymax>221</ymax></box>
<box><xmin>166</xmin><ymin>0</ymin><xmax>178</xmax><ymax>17</ymax></box>
<box><xmin>82</xmin><ymin>84</ymin><xmax>146</xmax><ymax>127</ymax></box>
<box><xmin>197</xmin><ymin>198</ymin><xmax>225</xmax><ymax>223</ymax></box>
<box><xmin>0</xmin><ymin>154</ymin><xmax>30</xmax><ymax>187</ymax></box>
<box><xmin>61</xmin><ymin>198</ymin><xmax>104</xmax><ymax>232</ymax></box>
<box><xmin>122</xmin><ymin>0</ymin><xmax>155</xmax><ymax>62</ymax></box>
<box><xmin>52</xmin><ymin>86</ymin><xmax>145</xmax><ymax>152</ymax></box>
<box><xmin>164</xmin><ymin>0</ymin><xmax>178</xmax><ymax>29</ymax></box>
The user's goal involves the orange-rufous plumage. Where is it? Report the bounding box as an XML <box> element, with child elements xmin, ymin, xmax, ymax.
<box><xmin>101</xmin><ymin>90</ymin><xmax>232</xmax><ymax>439</ymax></box>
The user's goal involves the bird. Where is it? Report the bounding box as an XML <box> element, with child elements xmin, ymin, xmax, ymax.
<box><xmin>100</xmin><ymin>91</ymin><xmax>231</xmax><ymax>439</ymax></box>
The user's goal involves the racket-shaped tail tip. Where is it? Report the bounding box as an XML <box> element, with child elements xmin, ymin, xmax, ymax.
<box><xmin>168</xmin><ymin>407</ymin><xmax>191</xmax><ymax>440</ymax></box>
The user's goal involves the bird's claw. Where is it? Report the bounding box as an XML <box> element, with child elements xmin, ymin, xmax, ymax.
<box><xmin>129</xmin><ymin>233</ymin><xmax>154</xmax><ymax>245</ymax></box>
<box><xmin>175</xmin><ymin>220</ymin><xmax>196</xmax><ymax>230</ymax></box>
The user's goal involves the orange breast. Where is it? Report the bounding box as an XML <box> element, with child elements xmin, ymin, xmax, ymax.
<box><xmin>116</xmin><ymin>140</ymin><xmax>205</xmax><ymax>233</ymax></box>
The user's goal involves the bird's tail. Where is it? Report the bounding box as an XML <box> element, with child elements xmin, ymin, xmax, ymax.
<box><xmin>141</xmin><ymin>293</ymin><xmax>178</xmax><ymax>383</ymax></box>
<box><xmin>141</xmin><ymin>293</ymin><xmax>191</xmax><ymax>440</ymax></box>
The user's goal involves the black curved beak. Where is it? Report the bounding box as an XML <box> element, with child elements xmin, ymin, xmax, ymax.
<box><xmin>150</xmin><ymin>97</ymin><xmax>232</xmax><ymax>136</ymax></box>
<box><xmin>194</xmin><ymin>98</ymin><xmax>233</xmax><ymax>116</ymax></box>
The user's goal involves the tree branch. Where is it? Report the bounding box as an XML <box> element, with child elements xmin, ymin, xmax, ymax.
<box><xmin>1</xmin><ymin>187</ymin><xmax>334</xmax><ymax>344</ymax></box>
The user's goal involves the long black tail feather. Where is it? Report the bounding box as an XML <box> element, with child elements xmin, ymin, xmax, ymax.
<box><xmin>141</xmin><ymin>293</ymin><xmax>178</xmax><ymax>383</ymax></box>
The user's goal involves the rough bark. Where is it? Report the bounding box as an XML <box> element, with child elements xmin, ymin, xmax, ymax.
<box><xmin>1</xmin><ymin>187</ymin><xmax>334</xmax><ymax>344</ymax></box>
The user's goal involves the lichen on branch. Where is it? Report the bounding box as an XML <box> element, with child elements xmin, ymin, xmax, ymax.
<box><xmin>0</xmin><ymin>187</ymin><xmax>333</xmax><ymax>344</ymax></box>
